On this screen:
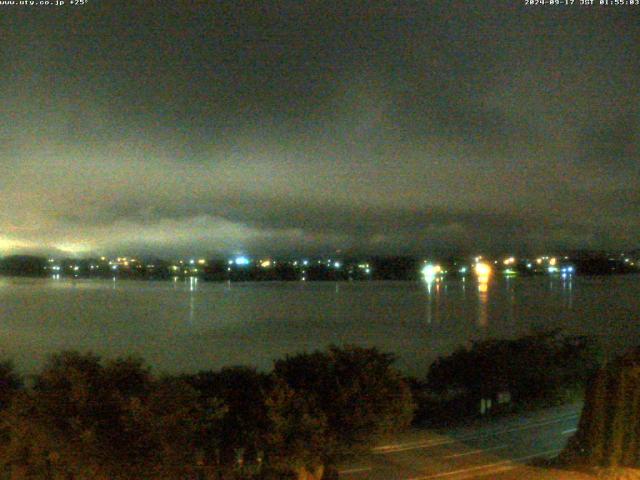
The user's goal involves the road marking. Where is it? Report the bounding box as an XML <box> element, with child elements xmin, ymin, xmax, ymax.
<box><xmin>443</xmin><ymin>444</ymin><xmax>507</xmax><ymax>459</ymax></box>
<box><xmin>374</xmin><ymin>438</ymin><xmax>452</xmax><ymax>453</ymax></box>
<box><xmin>453</xmin><ymin>464</ymin><xmax>518</xmax><ymax>480</ymax></box>
<box><xmin>562</xmin><ymin>428</ymin><xmax>577</xmax><ymax>435</ymax></box>
<box><xmin>338</xmin><ymin>467</ymin><xmax>372</xmax><ymax>475</ymax></box>
<box><xmin>374</xmin><ymin>413</ymin><xmax>578</xmax><ymax>454</ymax></box>
<box><xmin>406</xmin><ymin>448</ymin><xmax>560</xmax><ymax>480</ymax></box>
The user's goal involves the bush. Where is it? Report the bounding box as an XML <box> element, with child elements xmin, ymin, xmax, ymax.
<box><xmin>427</xmin><ymin>331</ymin><xmax>601</xmax><ymax>408</ymax></box>
<box><xmin>273</xmin><ymin>345</ymin><xmax>416</xmax><ymax>461</ymax></box>
<box><xmin>183</xmin><ymin>366</ymin><xmax>270</xmax><ymax>466</ymax></box>
<box><xmin>0</xmin><ymin>360</ymin><xmax>22</xmax><ymax>410</ymax></box>
<box><xmin>0</xmin><ymin>346</ymin><xmax>417</xmax><ymax>479</ymax></box>
<box><xmin>562</xmin><ymin>347</ymin><xmax>640</xmax><ymax>468</ymax></box>
<box><xmin>0</xmin><ymin>352</ymin><xmax>226</xmax><ymax>479</ymax></box>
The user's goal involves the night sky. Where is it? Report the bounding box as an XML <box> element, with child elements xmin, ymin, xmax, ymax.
<box><xmin>1</xmin><ymin>1</ymin><xmax>639</xmax><ymax>257</ymax></box>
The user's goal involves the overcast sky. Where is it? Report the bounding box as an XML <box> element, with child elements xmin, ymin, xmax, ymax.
<box><xmin>1</xmin><ymin>1</ymin><xmax>638</xmax><ymax>258</ymax></box>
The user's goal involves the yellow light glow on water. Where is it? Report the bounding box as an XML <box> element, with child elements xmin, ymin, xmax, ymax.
<box><xmin>198</xmin><ymin>259</ymin><xmax>206</xmax><ymax>265</ymax></box>
<box><xmin>503</xmin><ymin>257</ymin><xmax>515</xmax><ymax>265</ymax></box>
<box><xmin>549</xmin><ymin>257</ymin><xmax>557</xmax><ymax>266</ymax></box>
<box><xmin>260</xmin><ymin>260</ymin><xmax>272</xmax><ymax>268</ymax></box>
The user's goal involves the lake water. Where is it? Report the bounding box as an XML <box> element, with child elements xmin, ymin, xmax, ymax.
<box><xmin>0</xmin><ymin>275</ymin><xmax>638</xmax><ymax>377</ymax></box>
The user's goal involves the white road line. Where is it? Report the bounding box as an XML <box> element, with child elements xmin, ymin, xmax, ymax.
<box><xmin>561</xmin><ymin>428</ymin><xmax>577</xmax><ymax>435</ymax></box>
<box><xmin>406</xmin><ymin>449</ymin><xmax>560</xmax><ymax>480</ymax></box>
<box><xmin>374</xmin><ymin>414</ymin><xmax>578</xmax><ymax>454</ymax></box>
<box><xmin>374</xmin><ymin>439</ymin><xmax>452</xmax><ymax>453</ymax></box>
<box><xmin>338</xmin><ymin>466</ymin><xmax>372</xmax><ymax>475</ymax></box>
<box><xmin>443</xmin><ymin>444</ymin><xmax>507</xmax><ymax>459</ymax></box>
<box><xmin>453</xmin><ymin>464</ymin><xmax>518</xmax><ymax>480</ymax></box>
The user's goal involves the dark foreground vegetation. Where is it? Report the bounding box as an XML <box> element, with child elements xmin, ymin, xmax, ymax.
<box><xmin>0</xmin><ymin>332</ymin><xmax>602</xmax><ymax>479</ymax></box>
<box><xmin>415</xmin><ymin>330</ymin><xmax>602</xmax><ymax>426</ymax></box>
<box><xmin>562</xmin><ymin>346</ymin><xmax>640</xmax><ymax>469</ymax></box>
<box><xmin>0</xmin><ymin>347</ymin><xmax>414</xmax><ymax>480</ymax></box>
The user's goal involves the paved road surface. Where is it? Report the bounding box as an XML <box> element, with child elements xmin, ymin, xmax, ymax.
<box><xmin>338</xmin><ymin>403</ymin><xmax>590</xmax><ymax>479</ymax></box>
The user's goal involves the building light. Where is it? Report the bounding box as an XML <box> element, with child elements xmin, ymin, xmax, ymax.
<box><xmin>198</xmin><ymin>259</ymin><xmax>206</xmax><ymax>265</ymax></box>
<box><xmin>422</xmin><ymin>264</ymin><xmax>442</xmax><ymax>282</ymax></box>
<box><xmin>260</xmin><ymin>260</ymin><xmax>272</xmax><ymax>268</ymax></box>
<box><xmin>474</xmin><ymin>262</ymin><xmax>492</xmax><ymax>277</ymax></box>
<box><xmin>235</xmin><ymin>256</ymin><xmax>250</xmax><ymax>266</ymax></box>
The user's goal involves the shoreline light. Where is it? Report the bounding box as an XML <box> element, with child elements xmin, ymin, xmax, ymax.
<box><xmin>234</xmin><ymin>256</ymin><xmax>250</xmax><ymax>266</ymax></box>
<box><xmin>422</xmin><ymin>263</ymin><xmax>442</xmax><ymax>282</ymax></box>
<box><xmin>474</xmin><ymin>262</ymin><xmax>492</xmax><ymax>277</ymax></box>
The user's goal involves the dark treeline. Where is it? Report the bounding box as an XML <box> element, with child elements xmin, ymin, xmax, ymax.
<box><xmin>0</xmin><ymin>252</ymin><xmax>638</xmax><ymax>281</ymax></box>
<box><xmin>417</xmin><ymin>330</ymin><xmax>602</xmax><ymax>426</ymax></box>
<box><xmin>0</xmin><ymin>346</ymin><xmax>414</xmax><ymax>480</ymax></box>
<box><xmin>0</xmin><ymin>332</ymin><xmax>602</xmax><ymax>479</ymax></box>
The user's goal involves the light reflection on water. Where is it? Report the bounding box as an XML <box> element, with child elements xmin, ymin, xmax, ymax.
<box><xmin>477</xmin><ymin>280</ymin><xmax>489</xmax><ymax>328</ymax></box>
<box><xmin>0</xmin><ymin>275</ymin><xmax>637</xmax><ymax>377</ymax></box>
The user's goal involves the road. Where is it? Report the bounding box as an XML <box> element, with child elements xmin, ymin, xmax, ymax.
<box><xmin>338</xmin><ymin>403</ymin><xmax>592</xmax><ymax>479</ymax></box>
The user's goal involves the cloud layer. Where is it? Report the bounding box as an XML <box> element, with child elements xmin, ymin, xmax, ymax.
<box><xmin>1</xmin><ymin>2</ymin><xmax>638</xmax><ymax>257</ymax></box>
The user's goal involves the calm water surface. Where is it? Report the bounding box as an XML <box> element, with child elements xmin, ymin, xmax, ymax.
<box><xmin>0</xmin><ymin>275</ymin><xmax>638</xmax><ymax>377</ymax></box>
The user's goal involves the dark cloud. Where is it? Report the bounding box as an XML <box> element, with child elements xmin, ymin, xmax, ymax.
<box><xmin>1</xmin><ymin>1</ymin><xmax>639</xmax><ymax>256</ymax></box>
